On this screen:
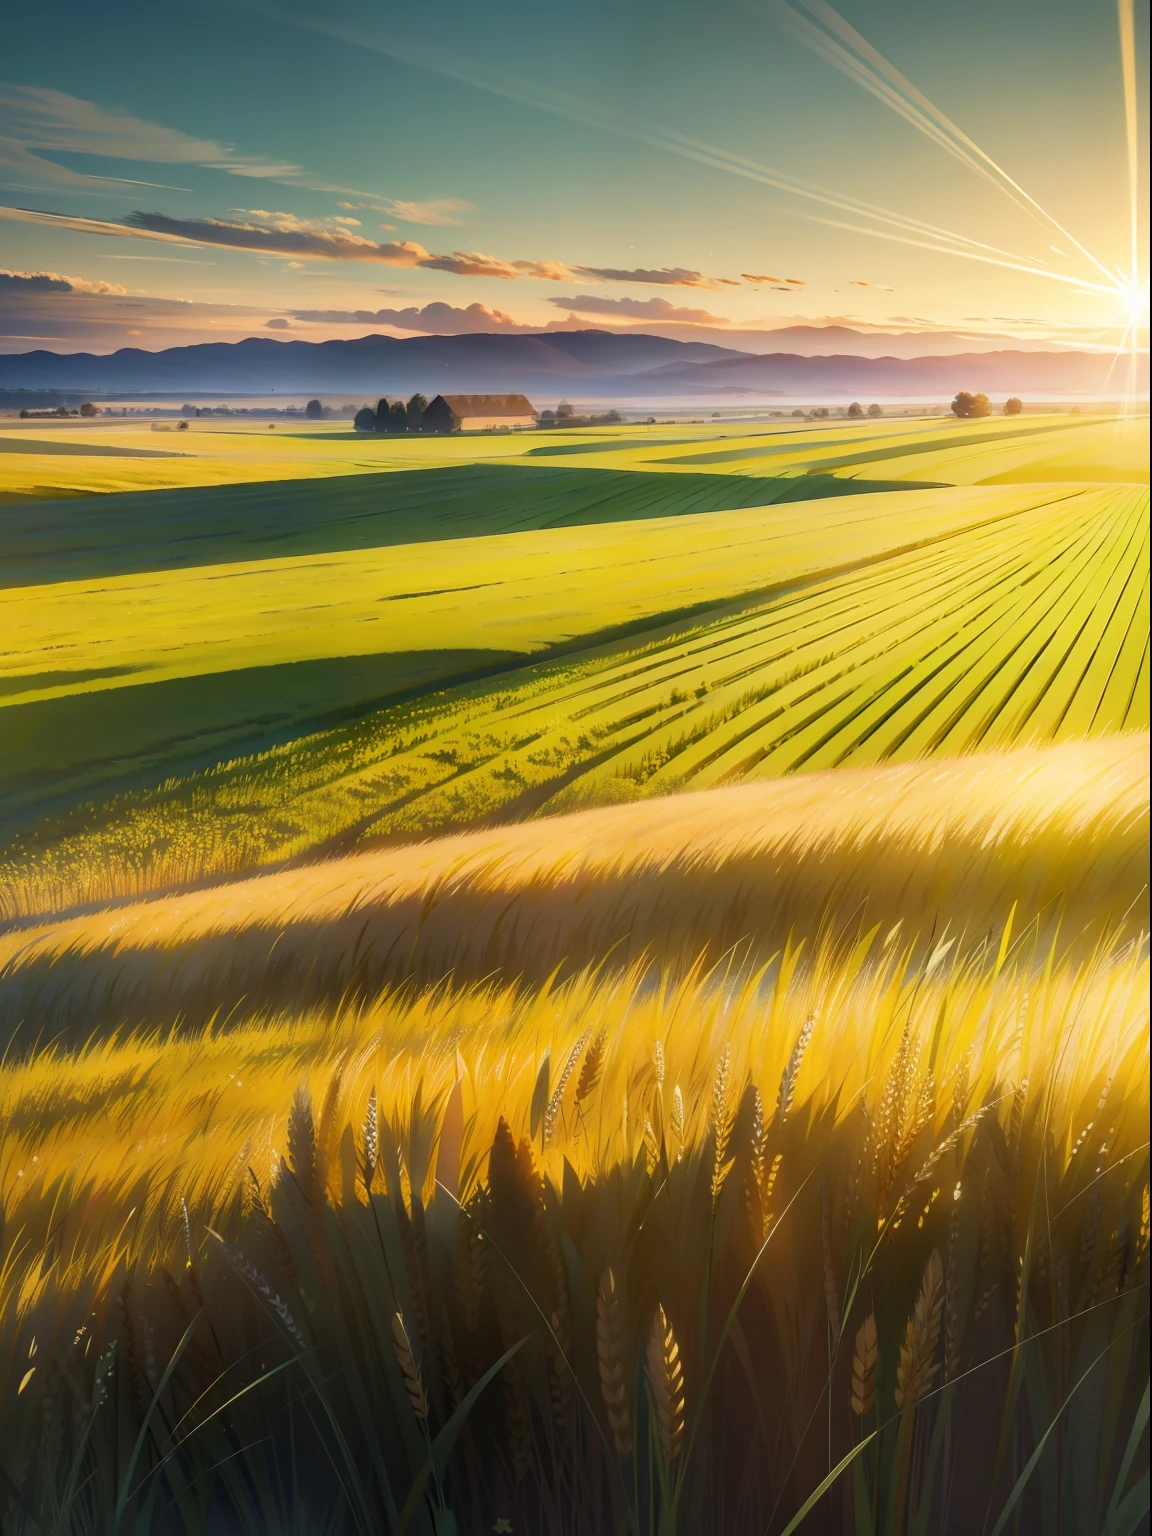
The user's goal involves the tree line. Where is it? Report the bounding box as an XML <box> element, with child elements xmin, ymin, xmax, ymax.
<box><xmin>352</xmin><ymin>395</ymin><xmax>428</xmax><ymax>433</ymax></box>
<box><xmin>952</xmin><ymin>392</ymin><xmax>1023</xmax><ymax>418</ymax></box>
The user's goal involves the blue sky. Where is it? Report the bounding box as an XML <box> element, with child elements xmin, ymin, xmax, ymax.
<box><xmin>1</xmin><ymin>0</ymin><xmax>1147</xmax><ymax>352</ymax></box>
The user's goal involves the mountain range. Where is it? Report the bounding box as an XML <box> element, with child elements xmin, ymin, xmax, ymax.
<box><xmin>0</xmin><ymin>329</ymin><xmax>1143</xmax><ymax>401</ymax></box>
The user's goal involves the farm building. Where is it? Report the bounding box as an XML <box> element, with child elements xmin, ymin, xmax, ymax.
<box><xmin>422</xmin><ymin>394</ymin><xmax>537</xmax><ymax>432</ymax></box>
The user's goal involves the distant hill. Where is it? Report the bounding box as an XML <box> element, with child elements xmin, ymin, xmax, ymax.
<box><xmin>0</xmin><ymin>329</ymin><xmax>1143</xmax><ymax>400</ymax></box>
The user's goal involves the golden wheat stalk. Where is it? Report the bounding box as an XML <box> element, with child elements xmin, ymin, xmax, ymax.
<box><xmin>710</xmin><ymin>1043</ymin><xmax>733</xmax><ymax>1206</ymax></box>
<box><xmin>597</xmin><ymin>1268</ymin><xmax>633</xmax><ymax>1455</ymax></box>
<box><xmin>286</xmin><ymin>1085</ymin><xmax>317</xmax><ymax>1203</ymax></box>
<box><xmin>776</xmin><ymin>1011</ymin><xmax>816</xmax><ymax>1125</ymax></box>
<box><xmin>895</xmin><ymin>1249</ymin><xmax>944</xmax><ymax>1410</ymax></box>
<box><xmin>574</xmin><ymin>1029</ymin><xmax>608</xmax><ymax>1108</ymax></box>
<box><xmin>749</xmin><ymin>1086</ymin><xmax>766</xmax><ymax>1190</ymax></box>
<box><xmin>544</xmin><ymin>1030</ymin><xmax>591</xmax><ymax>1146</ymax></box>
<box><xmin>391</xmin><ymin>1311</ymin><xmax>429</xmax><ymax>1421</ymax></box>
<box><xmin>670</xmin><ymin>1083</ymin><xmax>686</xmax><ymax>1160</ymax></box>
<box><xmin>360</xmin><ymin>1086</ymin><xmax>378</xmax><ymax>1194</ymax></box>
<box><xmin>646</xmin><ymin>1304</ymin><xmax>686</xmax><ymax>1463</ymax></box>
<box><xmin>850</xmin><ymin>1313</ymin><xmax>878</xmax><ymax>1416</ymax></box>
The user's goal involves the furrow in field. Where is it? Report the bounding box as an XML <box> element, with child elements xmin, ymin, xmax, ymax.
<box><xmin>667</xmin><ymin>496</ymin><xmax>1097</xmax><ymax>785</ymax></box>
<box><xmin>842</xmin><ymin>492</ymin><xmax>1143</xmax><ymax>764</ymax></box>
<box><xmin>1012</xmin><ymin>492</ymin><xmax>1147</xmax><ymax>742</ymax></box>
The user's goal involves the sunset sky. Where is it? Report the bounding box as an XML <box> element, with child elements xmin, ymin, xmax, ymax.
<box><xmin>1</xmin><ymin>0</ymin><xmax>1148</xmax><ymax>354</ymax></box>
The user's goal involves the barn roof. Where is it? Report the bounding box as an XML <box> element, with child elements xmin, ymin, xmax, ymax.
<box><xmin>434</xmin><ymin>394</ymin><xmax>536</xmax><ymax>416</ymax></box>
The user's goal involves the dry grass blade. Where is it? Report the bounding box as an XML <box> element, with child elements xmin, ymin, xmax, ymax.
<box><xmin>646</xmin><ymin>1304</ymin><xmax>686</xmax><ymax>1463</ymax></box>
<box><xmin>851</xmin><ymin>1313</ymin><xmax>878</xmax><ymax>1416</ymax></box>
<box><xmin>895</xmin><ymin>1249</ymin><xmax>944</xmax><ymax>1410</ymax></box>
<box><xmin>596</xmin><ymin>1268</ymin><xmax>632</xmax><ymax>1455</ymax></box>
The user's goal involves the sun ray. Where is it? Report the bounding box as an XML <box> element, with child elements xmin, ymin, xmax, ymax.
<box><xmin>772</xmin><ymin>0</ymin><xmax>1121</xmax><ymax>289</ymax></box>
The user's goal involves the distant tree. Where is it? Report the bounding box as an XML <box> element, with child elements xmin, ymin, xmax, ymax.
<box><xmin>374</xmin><ymin>397</ymin><xmax>390</xmax><ymax>431</ymax></box>
<box><xmin>1069</xmin><ymin>406</ymin><xmax>1081</xmax><ymax>415</ymax></box>
<box><xmin>177</xmin><ymin>419</ymin><xmax>189</xmax><ymax>431</ymax></box>
<box><xmin>867</xmin><ymin>403</ymin><xmax>883</xmax><ymax>418</ymax></box>
<box><xmin>556</xmin><ymin>399</ymin><xmax>574</xmax><ymax>420</ymax></box>
<box><xmin>951</xmin><ymin>391</ymin><xmax>992</xmax><ymax>418</ymax></box>
<box><xmin>847</xmin><ymin>401</ymin><xmax>864</xmax><ymax>418</ymax></box>
<box><xmin>791</xmin><ymin>408</ymin><xmax>805</xmax><ymax>418</ymax></box>
<box><xmin>1004</xmin><ymin>396</ymin><xmax>1023</xmax><ymax>416</ymax></box>
<box><xmin>305</xmin><ymin>398</ymin><xmax>324</xmax><ymax>420</ymax></box>
<box><xmin>353</xmin><ymin>406</ymin><xmax>377</xmax><ymax>432</ymax></box>
<box><xmin>538</xmin><ymin>408</ymin><xmax>556</xmax><ymax>427</ymax></box>
<box><xmin>79</xmin><ymin>401</ymin><xmax>99</xmax><ymax>418</ymax></box>
<box><xmin>406</xmin><ymin>393</ymin><xmax>428</xmax><ymax>431</ymax></box>
<box><xmin>385</xmin><ymin>400</ymin><xmax>409</xmax><ymax>433</ymax></box>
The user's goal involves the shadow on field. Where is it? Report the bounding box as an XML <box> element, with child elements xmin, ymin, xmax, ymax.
<box><xmin>0</xmin><ymin>648</ymin><xmax>520</xmax><ymax>819</ymax></box>
<box><xmin>1</xmin><ymin>462</ymin><xmax>928</xmax><ymax>587</ymax></box>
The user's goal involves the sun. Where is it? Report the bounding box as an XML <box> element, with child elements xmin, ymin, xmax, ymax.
<box><xmin>1114</xmin><ymin>273</ymin><xmax>1150</xmax><ymax>334</ymax></box>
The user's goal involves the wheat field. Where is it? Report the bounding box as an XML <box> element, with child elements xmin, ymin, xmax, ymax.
<box><xmin>0</xmin><ymin>731</ymin><xmax>1148</xmax><ymax>1533</ymax></box>
<box><xmin>0</xmin><ymin>412</ymin><xmax>1147</xmax><ymax>1534</ymax></box>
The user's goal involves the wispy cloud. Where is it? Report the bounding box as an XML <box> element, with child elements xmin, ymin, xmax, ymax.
<box><xmin>547</xmin><ymin>294</ymin><xmax>729</xmax><ymax>323</ymax></box>
<box><xmin>571</xmin><ymin>265</ymin><xmax>716</xmax><ymax>288</ymax></box>
<box><xmin>0</xmin><ymin>202</ymin><xmax>694</xmax><ymax>286</ymax></box>
<box><xmin>0</xmin><ymin>267</ymin><xmax>126</xmax><ymax>295</ymax></box>
<box><xmin>0</xmin><ymin>83</ymin><xmax>377</xmax><ymax>197</ymax></box>
<box><xmin>337</xmin><ymin>197</ymin><xmax>474</xmax><ymax>226</ymax></box>
<box><xmin>291</xmin><ymin>300</ymin><xmax>536</xmax><ymax>332</ymax></box>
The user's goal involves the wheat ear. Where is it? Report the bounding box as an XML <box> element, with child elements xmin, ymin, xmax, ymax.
<box><xmin>895</xmin><ymin>1249</ymin><xmax>944</xmax><ymax>1410</ymax></box>
<box><xmin>710</xmin><ymin>1044</ymin><xmax>733</xmax><ymax>1206</ymax></box>
<box><xmin>544</xmin><ymin>1031</ymin><xmax>591</xmax><ymax>1146</ymax></box>
<box><xmin>360</xmin><ymin>1087</ymin><xmax>378</xmax><ymax>1195</ymax></box>
<box><xmin>391</xmin><ymin>1311</ymin><xmax>428</xmax><ymax>1420</ymax></box>
<box><xmin>596</xmin><ymin>1268</ymin><xmax>633</xmax><ymax>1454</ymax></box>
<box><xmin>286</xmin><ymin>1085</ymin><xmax>316</xmax><ymax>1202</ymax></box>
<box><xmin>574</xmin><ymin>1029</ymin><xmax>608</xmax><ymax>1107</ymax></box>
<box><xmin>646</xmin><ymin>1304</ymin><xmax>686</xmax><ymax>1462</ymax></box>
<box><xmin>776</xmin><ymin>1011</ymin><xmax>816</xmax><ymax>1125</ymax></box>
<box><xmin>850</xmin><ymin>1313</ymin><xmax>878</xmax><ymax>1416</ymax></box>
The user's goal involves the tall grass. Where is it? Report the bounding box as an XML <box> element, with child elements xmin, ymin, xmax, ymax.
<box><xmin>2</xmin><ymin>735</ymin><xmax>1145</xmax><ymax>1041</ymax></box>
<box><xmin>0</xmin><ymin>924</ymin><xmax>1147</xmax><ymax>1533</ymax></box>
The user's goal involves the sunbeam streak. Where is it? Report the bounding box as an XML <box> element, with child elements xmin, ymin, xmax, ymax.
<box><xmin>769</xmin><ymin>0</ymin><xmax>1123</xmax><ymax>291</ymax></box>
<box><xmin>257</xmin><ymin>0</ymin><xmax>1137</xmax><ymax>316</ymax></box>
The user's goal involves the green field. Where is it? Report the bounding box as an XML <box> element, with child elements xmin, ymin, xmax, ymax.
<box><xmin>1</xmin><ymin>410</ymin><xmax>1147</xmax><ymax>915</ymax></box>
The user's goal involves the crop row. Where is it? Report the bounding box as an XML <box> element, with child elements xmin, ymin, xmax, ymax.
<box><xmin>2</xmin><ymin>485</ymin><xmax>1145</xmax><ymax>916</ymax></box>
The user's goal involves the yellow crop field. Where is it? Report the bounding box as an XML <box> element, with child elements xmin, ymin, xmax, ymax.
<box><xmin>4</xmin><ymin>481</ymin><xmax>1144</xmax><ymax>913</ymax></box>
<box><xmin>0</xmin><ymin>736</ymin><xmax>1147</xmax><ymax>1533</ymax></box>
<box><xmin>0</xmin><ymin>409</ymin><xmax>1147</xmax><ymax>1535</ymax></box>
<box><xmin>2</xmin><ymin>733</ymin><xmax>1145</xmax><ymax>1029</ymax></box>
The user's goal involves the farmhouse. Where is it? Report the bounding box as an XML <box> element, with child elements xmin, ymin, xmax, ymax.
<box><xmin>422</xmin><ymin>394</ymin><xmax>537</xmax><ymax>432</ymax></box>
